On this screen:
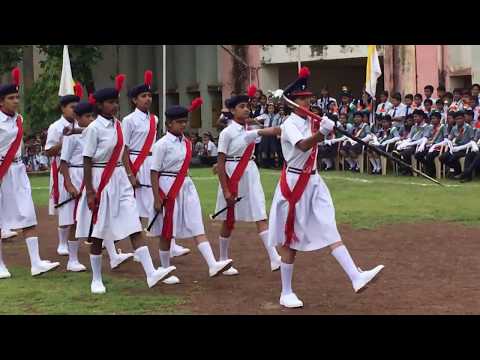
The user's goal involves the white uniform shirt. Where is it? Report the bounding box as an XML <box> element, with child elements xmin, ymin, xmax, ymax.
<box><xmin>82</xmin><ymin>115</ymin><xmax>124</xmax><ymax>163</ymax></box>
<box><xmin>280</xmin><ymin>112</ymin><xmax>316</xmax><ymax>170</ymax></box>
<box><xmin>206</xmin><ymin>141</ymin><xmax>218</xmax><ymax>156</ymax></box>
<box><xmin>0</xmin><ymin>111</ymin><xmax>22</xmax><ymax>159</ymax></box>
<box><xmin>388</xmin><ymin>103</ymin><xmax>407</xmax><ymax>118</ymax></box>
<box><xmin>376</xmin><ymin>101</ymin><xmax>393</xmax><ymax>115</ymax></box>
<box><xmin>61</xmin><ymin>131</ymin><xmax>86</xmax><ymax>166</ymax></box>
<box><xmin>151</xmin><ymin>132</ymin><xmax>188</xmax><ymax>173</ymax></box>
<box><xmin>45</xmin><ymin>116</ymin><xmax>74</xmax><ymax>152</ymax></box>
<box><xmin>122</xmin><ymin>108</ymin><xmax>159</xmax><ymax>152</ymax></box>
<box><xmin>217</xmin><ymin>120</ymin><xmax>252</xmax><ymax>157</ymax></box>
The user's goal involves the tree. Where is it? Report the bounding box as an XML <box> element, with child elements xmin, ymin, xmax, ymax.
<box><xmin>24</xmin><ymin>46</ymin><xmax>103</xmax><ymax>134</ymax></box>
<box><xmin>0</xmin><ymin>46</ymin><xmax>24</xmax><ymax>75</ymax></box>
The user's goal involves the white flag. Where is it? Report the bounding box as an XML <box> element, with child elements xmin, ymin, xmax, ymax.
<box><xmin>58</xmin><ymin>45</ymin><xmax>75</xmax><ymax>96</ymax></box>
<box><xmin>365</xmin><ymin>45</ymin><xmax>382</xmax><ymax>98</ymax></box>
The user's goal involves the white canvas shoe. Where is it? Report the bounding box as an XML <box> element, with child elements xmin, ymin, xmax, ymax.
<box><xmin>209</xmin><ymin>259</ymin><xmax>233</xmax><ymax>277</ymax></box>
<box><xmin>0</xmin><ymin>264</ymin><xmax>11</xmax><ymax>279</ymax></box>
<box><xmin>280</xmin><ymin>293</ymin><xmax>304</xmax><ymax>308</ymax></box>
<box><xmin>110</xmin><ymin>253</ymin><xmax>134</xmax><ymax>270</ymax></box>
<box><xmin>170</xmin><ymin>245</ymin><xmax>191</xmax><ymax>258</ymax></box>
<box><xmin>271</xmin><ymin>256</ymin><xmax>282</xmax><ymax>272</ymax></box>
<box><xmin>353</xmin><ymin>265</ymin><xmax>384</xmax><ymax>293</ymax></box>
<box><xmin>67</xmin><ymin>261</ymin><xmax>87</xmax><ymax>272</ymax></box>
<box><xmin>91</xmin><ymin>280</ymin><xmax>106</xmax><ymax>294</ymax></box>
<box><xmin>163</xmin><ymin>275</ymin><xmax>181</xmax><ymax>285</ymax></box>
<box><xmin>222</xmin><ymin>266</ymin><xmax>239</xmax><ymax>276</ymax></box>
<box><xmin>31</xmin><ymin>261</ymin><xmax>60</xmax><ymax>276</ymax></box>
<box><xmin>147</xmin><ymin>266</ymin><xmax>176</xmax><ymax>288</ymax></box>
<box><xmin>1</xmin><ymin>229</ymin><xmax>17</xmax><ymax>240</ymax></box>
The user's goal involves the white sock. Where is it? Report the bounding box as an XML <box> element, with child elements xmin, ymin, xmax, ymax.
<box><xmin>219</xmin><ymin>236</ymin><xmax>230</xmax><ymax>261</ymax></box>
<box><xmin>0</xmin><ymin>239</ymin><xmax>5</xmax><ymax>268</ymax></box>
<box><xmin>90</xmin><ymin>254</ymin><xmax>103</xmax><ymax>283</ymax></box>
<box><xmin>324</xmin><ymin>158</ymin><xmax>333</xmax><ymax>169</ymax></box>
<box><xmin>68</xmin><ymin>240</ymin><xmax>80</xmax><ymax>263</ymax></box>
<box><xmin>159</xmin><ymin>250</ymin><xmax>170</xmax><ymax>268</ymax></box>
<box><xmin>58</xmin><ymin>227</ymin><xmax>69</xmax><ymax>248</ymax></box>
<box><xmin>170</xmin><ymin>238</ymin><xmax>176</xmax><ymax>251</ymax></box>
<box><xmin>259</xmin><ymin>230</ymin><xmax>280</xmax><ymax>262</ymax></box>
<box><xmin>197</xmin><ymin>241</ymin><xmax>217</xmax><ymax>268</ymax></box>
<box><xmin>280</xmin><ymin>262</ymin><xmax>294</xmax><ymax>296</ymax></box>
<box><xmin>25</xmin><ymin>237</ymin><xmax>42</xmax><ymax>267</ymax></box>
<box><xmin>331</xmin><ymin>245</ymin><xmax>360</xmax><ymax>282</ymax></box>
<box><xmin>354</xmin><ymin>159</ymin><xmax>360</xmax><ymax>169</ymax></box>
<box><xmin>135</xmin><ymin>246</ymin><xmax>155</xmax><ymax>277</ymax></box>
<box><xmin>375</xmin><ymin>159</ymin><xmax>381</xmax><ymax>170</ymax></box>
<box><xmin>103</xmin><ymin>238</ymin><xmax>118</xmax><ymax>261</ymax></box>
<box><xmin>369</xmin><ymin>158</ymin><xmax>377</xmax><ymax>171</ymax></box>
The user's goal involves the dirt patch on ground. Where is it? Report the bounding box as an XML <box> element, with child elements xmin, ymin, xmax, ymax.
<box><xmin>3</xmin><ymin>206</ymin><xmax>480</xmax><ymax>314</ymax></box>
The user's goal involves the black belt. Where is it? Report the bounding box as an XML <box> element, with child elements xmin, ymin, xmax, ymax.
<box><xmin>92</xmin><ymin>162</ymin><xmax>123</xmax><ymax>168</ymax></box>
<box><xmin>287</xmin><ymin>167</ymin><xmax>316</xmax><ymax>175</ymax></box>
<box><xmin>159</xmin><ymin>171</ymin><xmax>179</xmax><ymax>178</ymax></box>
<box><xmin>69</xmin><ymin>164</ymin><xmax>83</xmax><ymax>168</ymax></box>
<box><xmin>130</xmin><ymin>150</ymin><xmax>152</xmax><ymax>156</ymax></box>
<box><xmin>225</xmin><ymin>156</ymin><xmax>255</xmax><ymax>162</ymax></box>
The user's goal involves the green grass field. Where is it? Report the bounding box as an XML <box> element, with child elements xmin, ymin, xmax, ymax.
<box><xmin>30</xmin><ymin>168</ymin><xmax>480</xmax><ymax>229</ymax></box>
<box><xmin>4</xmin><ymin>168</ymin><xmax>477</xmax><ymax>315</ymax></box>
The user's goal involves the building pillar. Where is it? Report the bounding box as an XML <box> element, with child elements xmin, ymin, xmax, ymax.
<box><xmin>471</xmin><ymin>45</ymin><xmax>480</xmax><ymax>85</ymax></box>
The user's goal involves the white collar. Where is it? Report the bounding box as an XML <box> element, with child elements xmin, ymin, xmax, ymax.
<box><xmin>165</xmin><ymin>131</ymin><xmax>183</xmax><ymax>143</ymax></box>
<box><xmin>0</xmin><ymin>111</ymin><xmax>17</xmax><ymax>122</ymax></box>
<box><xmin>134</xmin><ymin>107</ymin><xmax>149</xmax><ymax>119</ymax></box>
<box><xmin>96</xmin><ymin>115</ymin><xmax>115</xmax><ymax>128</ymax></box>
<box><xmin>231</xmin><ymin>120</ymin><xmax>246</xmax><ymax>130</ymax></box>
<box><xmin>60</xmin><ymin>116</ymin><xmax>74</xmax><ymax>127</ymax></box>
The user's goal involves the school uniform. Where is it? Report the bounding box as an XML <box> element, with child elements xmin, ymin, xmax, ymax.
<box><xmin>122</xmin><ymin>108</ymin><xmax>158</xmax><ymax>218</ymax></box>
<box><xmin>414</xmin><ymin>123</ymin><xmax>449</xmax><ymax>177</ymax></box>
<box><xmin>462</xmin><ymin>129</ymin><xmax>480</xmax><ymax>180</ymax></box>
<box><xmin>342</xmin><ymin>123</ymin><xmax>371</xmax><ymax>156</ymax></box>
<box><xmin>317</xmin><ymin>96</ymin><xmax>336</xmax><ymax>112</ymax></box>
<box><xmin>375</xmin><ymin>101</ymin><xmax>393</xmax><ymax>117</ymax></box>
<box><xmin>387</xmin><ymin>103</ymin><xmax>407</xmax><ymax>128</ymax></box>
<box><xmin>439</xmin><ymin>123</ymin><xmax>475</xmax><ymax>175</ymax></box>
<box><xmin>396</xmin><ymin>122</ymin><xmax>432</xmax><ymax>172</ymax></box>
<box><xmin>269</xmin><ymin>112</ymin><xmax>340</xmax><ymax>251</ymax></box>
<box><xmin>148</xmin><ymin>132</ymin><xmax>205</xmax><ymax>239</ymax></box>
<box><xmin>200</xmin><ymin>140</ymin><xmax>218</xmax><ymax>166</ymax></box>
<box><xmin>75</xmin><ymin>115</ymin><xmax>142</xmax><ymax>241</ymax></box>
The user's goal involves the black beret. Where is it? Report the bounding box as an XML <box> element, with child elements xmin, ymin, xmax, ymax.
<box><xmin>229</xmin><ymin>95</ymin><xmax>250</xmax><ymax>108</ymax></box>
<box><xmin>0</xmin><ymin>84</ymin><xmax>19</xmax><ymax>98</ymax></box>
<box><xmin>128</xmin><ymin>84</ymin><xmax>151</xmax><ymax>99</ymax></box>
<box><xmin>225</xmin><ymin>98</ymin><xmax>233</xmax><ymax>109</ymax></box>
<box><xmin>74</xmin><ymin>102</ymin><xmax>94</xmax><ymax>116</ymax></box>
<box><xmin>93</xmin><ymin>88</ymin><xmax>119</xmax><ymax>103</ymax></box>
<box><xmin>165</xmin><ymin>105</ymin><xmax>189</xmax><ymax>120</ymax></box>
<box><xmin>465</xmin><ymin>109</ymin><xmax>474</xmax><ymax>116</ymax></box>
<box><xmin>454</xmin><ymin>111</ymin><xmax>465</xmax><ymax>118</ymax></box>
<box><xmin>60</xmin><ymin>94</ymin><xmax>80</xmax><ymax>107</ymax></box>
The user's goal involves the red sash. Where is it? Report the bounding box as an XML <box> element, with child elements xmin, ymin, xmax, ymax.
<box><xmin>158</xmin><ymin>138</ymin><xmax>192</xmax><ymax>241</ymax></box>
<box><xmin>129</xmin><ymin>114</ymin><xmax>156</xmax><ymax>176</ymax></box>
<box><xmin>51</xmin><ymin>158</ymin><xmax>60</xmax><ymax>205</ymax></box>
<box><xmin>0</xmin><ymin>115</ymin><xmax>23</xmax><ymax>181</ymax></box>
<box><xmin>225</xmin><ymin>142</ymin><xmax>255</xmax><ymax>230</ymax></box>
<box><xmin>93</xmin><ymin>120</ymin><xmax>124</xmax><ymax>224</ymax></box>
<box><xmin>279</xmin><ymin>118</ymin><xmax>319</xmax><ymax>246</ymax></box>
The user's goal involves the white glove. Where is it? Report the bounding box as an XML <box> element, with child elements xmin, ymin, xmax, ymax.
<box><xmin>244</xmin><ymin>130</ymin><xmax>260</xmax><ymax>143</ymax></box>
<box><xmin>452</xmin><ymin>143</ymin><xmax>471</xmax><ymax>153</ymax></box>
<box><xmin>319</xmin><ymin>116</ymin><xmax>335</xmax><ymax>136</ymax></box>
<box><xmin>472</xmin><ymin>141</ymin><xmax>479</xmax><ymax>152</ymax></box>
<box><xmin>324</xmin><ymin>139</ymin><xmax>332</xmax><ymax>146</ymax></box>
<box><xmin>416</xmin><ymin>138</ymin><xmax>428</xmax><ymax>153</ymax></box>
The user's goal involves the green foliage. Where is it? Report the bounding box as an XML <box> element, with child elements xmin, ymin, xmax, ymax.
<box><xmin>24</xmin><ymin>46</ymin><xmax>103</xmax><ymax>134</ymax></box>
<box><xmin>0</xmin><ymin>46</ymin><xmax>24</xmax><ymax>75</ymax></box>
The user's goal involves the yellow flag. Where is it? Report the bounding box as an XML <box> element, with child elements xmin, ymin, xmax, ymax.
<box><xmin>365</xmin><ymin>45</ymin><xmax>382</xmax><ymax>98</ymax></box>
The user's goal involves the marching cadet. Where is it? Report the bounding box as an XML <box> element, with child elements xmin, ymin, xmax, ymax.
<box><xmin>59</xmin><ymin>93</ymin><xmax>94</xmax><ymax>272</ymax></box>
<box><xmin>148</xmin><ymin>101</ymin><xmax>234</xmax><ymax>285</ymax></box>
<box><xmin>394</xmin><ymin>110</ymin><xmax>432</xmax><ymax>175</ymax></box>
<box><xmin>75</xmin><ymin>74</ymin><xmax>175</xmax><ymax>294</ymax></box>
<box><xmin>268</xmin><ymin>67</ymin><xmax>384</xmax><ymax>308</ymax></box>
<box><xmin>375</xmin><ymin>90</ymin><xmax>393</xmax><ymax>118</ymax></box>
<box><xmin>339</xmin><ymin>111</ymin><xmax>372</xmax><ymax>172</ymax></box>
<box><xmin>214</xmin><ymin>86</ymin><xmax>282</xmax><ymax>276</ymax></box>
<box><xmin>414</xmin><ymin>112</ymin><xmax>449</xmax><ymax>178</ymax></box>
<box><xmin>368</xmin><ymin>115</ymin><xmax>400</xmax><ymax>174</ymax></box>
<box><xmin>123</xmin><ymin>70</ymin><xmax>191</xmax><ymax>259</ymax></box>
<box><xmin>0</xmin><ymin>68</ymin><xmax>60</xmax><ymax>279</ymax></box>
<box><xmin>45</xmin><ymin>84</ymin><xmax>83</xmax><ymax>256</ymax></box>
<box><xmin>440</xmin><ymin>111</ymin><xmax>475</xmax><ymax>178</ymax></box>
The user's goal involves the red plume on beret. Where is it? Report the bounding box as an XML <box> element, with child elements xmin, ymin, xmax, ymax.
<box><xmin>247</xmin><ymin>84</ymin><xmax>257</xmax><ymax>98</ymax></box>
<box><xmin>188</xmin><ymin>97</ymin><xmax>203</xmax><ymax>112</ymax></box>
<box><xmin>115</xmin><ymin>74</ymin><xmax>126</xmax><ymax>92</ymax></box>
<box><xmin>74</xmin><ymin>82</ymin><xmax>83</xmax><ymax>99</ymax></box>
<box><xmin>88</xmin><ymin>93</ymin><xmax>96</xmax><ymax>105</ymax></box>
<box><xmin>298</xmin><ymin>66</ymin><xmax>310</xmax><ymax>79</ymax></box>
<box><xmin>12</xmin><ymin>67</ymin><xmax>20</xmax><ymax>87</ymax></box>
<box><xmin>144</xmin><ymin>70</ymin><xmax>153</xmax><ymax>87</ymax></box>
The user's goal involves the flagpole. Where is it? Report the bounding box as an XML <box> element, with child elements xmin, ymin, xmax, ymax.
<box><xmin>162</xmin><ymin>45</ymin><xmax>166</xmax><ymax>134</ymax></box>
<box><xmin>297</xmin><ymin>45</ymin><xmax>301</xmax><ymax>72</ymax></box>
